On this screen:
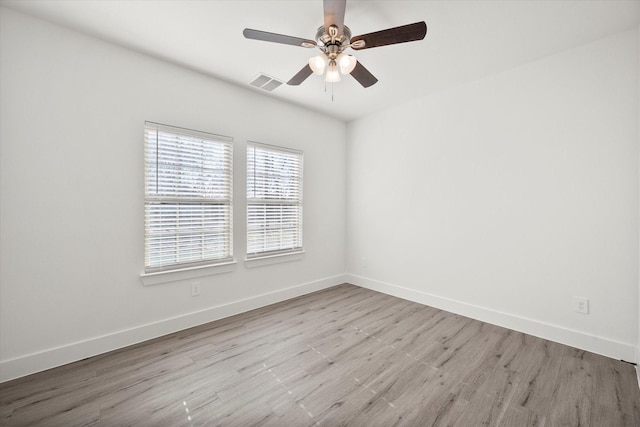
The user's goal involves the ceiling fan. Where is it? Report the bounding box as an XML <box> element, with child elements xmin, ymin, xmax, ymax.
<box><xmin>243</xmin><ymin>0</ymin><xmax>427</xmax><ymax>88</ymax></box>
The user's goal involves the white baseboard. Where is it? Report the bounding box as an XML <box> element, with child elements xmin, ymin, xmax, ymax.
<box><xmin>347</xmin><ymin>274</ymin><xmax>636</xmax><ymax>362</ymax></box>
<box><xmin>0</xmin><ymin>274</ymin><xmax>346</xmax><ymax>383</ymax></box>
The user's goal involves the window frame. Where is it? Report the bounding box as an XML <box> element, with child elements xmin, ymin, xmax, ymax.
<box><xmin>143</xmin><ymin>121</ymin><xmax>234</xmax><ymax>275</ymax></box>
<box><xmin>246</xmin><ymin>141</ymin><xmax>304</xmax><ymax>260</ymax></box>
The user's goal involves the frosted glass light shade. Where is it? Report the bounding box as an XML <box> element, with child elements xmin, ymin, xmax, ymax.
<box><xmin>325</xmin><ymin>61</ymin><xmax>341</xmax><ymax>82</ymax></box>
<box><xmin>337</xmin><ymin>54</ymin><xmax>357</xmax><ymax>74</ymax></box>
<box><xmin>309</xmin><ymin>55</ymin><xmax>327</xmax><ymax>75</ymax></box>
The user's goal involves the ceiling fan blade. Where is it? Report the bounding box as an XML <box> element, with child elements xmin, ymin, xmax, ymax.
<box><xmin>350</xmin><ymin>21</ymin><xmax>427</xmax><ymax>50</ymax></box>
<box><xmin>243</xmin><ymin>28</ymin><xmax>316</xmax><ymax>48</ymax></box>
<box><xmin>350</xmin><ymin>61</ymin><xmax>378</xmax><ymax>88</ymax></box>
<box><xmin>287</xmin><ymin>64</ymin><xmax>314</xmax><ymax>85</ymax></box>
<box><xmin>323</xmin><ymin>0</ymin><xmax>346</xmax><ymax>34</ymax></box>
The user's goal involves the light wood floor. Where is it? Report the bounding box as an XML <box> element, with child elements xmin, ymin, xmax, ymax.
<box><xmin>1</xmin><ymin>284</ymin><xmax>639</xmax><ymax>426</ymax></box>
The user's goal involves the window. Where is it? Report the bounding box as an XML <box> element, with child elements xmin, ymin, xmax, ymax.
<box><xmin>144</xmin><ymin>122</ymin><xmax>233</xmax><ymax>273</ymax></box>
<box><xmin>247</xmin><ymin>142</ymin><xmax>303</xmax><ymax>258</ymax></box>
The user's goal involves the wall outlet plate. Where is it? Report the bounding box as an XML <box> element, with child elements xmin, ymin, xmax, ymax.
<box><xmin>573</xmin><ymin>296</ymin><xmax>589</xmax><ymax>314</ymax></box>
<box><xmin>191</xmin><ymin>282</ymin><xmax>201</xmax><ymax>297</ymax></box>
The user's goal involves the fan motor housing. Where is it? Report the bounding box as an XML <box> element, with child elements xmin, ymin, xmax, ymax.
<box><xmin>316</xmin><ymin>25</ymin><xmax>351</xmax><ymax>47</ymax></box>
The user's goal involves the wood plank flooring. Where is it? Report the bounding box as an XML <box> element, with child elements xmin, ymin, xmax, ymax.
<box><xmin>1</xmin><ymin>284</ymin><xmax>639</xmax><ymax>426</ymax></box>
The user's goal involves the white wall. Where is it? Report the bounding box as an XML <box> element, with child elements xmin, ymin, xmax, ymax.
<box><xmin>1</xmin><ymin>6</ymin><xmax>638</xmax><ymax>384</ymax></box>
<box><xmin>347</xmin><ymin>28</ymin><xmax>639</xmax><ymax>361</ymax></box>
<box><xmin>0</xmin><ymin>8</ymin><xmax>347</xmax><ymax>382</ymax></box>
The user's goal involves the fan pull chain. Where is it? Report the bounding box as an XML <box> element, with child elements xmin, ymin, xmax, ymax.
<box><xmin>323</xmin><ymin>81</ymin><xmax>335</xmax><ymax>102</ymax></box>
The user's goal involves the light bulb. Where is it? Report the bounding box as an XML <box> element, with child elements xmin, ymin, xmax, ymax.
<box><xmin>325</xmin><ymin>61</ymin><xmax>341</xmax><ymax>82</ymax></box>
<box><xmin>309</xmin><ymin>55</ymin><xmax>327</xmax><ymax>75</ymax></box>
<box><xmin>337</xmin><ymin>53</ymin><xmax>357</xmax><ymax>74</ymax></box>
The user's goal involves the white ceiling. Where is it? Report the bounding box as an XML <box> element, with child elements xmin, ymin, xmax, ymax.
<box><xmin>2</xmin><ymin>0</ymin><xmax>639</xmax><ymax>122</ymax></box>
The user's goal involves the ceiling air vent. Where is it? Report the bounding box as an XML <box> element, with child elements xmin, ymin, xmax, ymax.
<box><xmin>249</xmin><ymin>73</ymin><xmax>283</xmax><ymax>92</ymax></box>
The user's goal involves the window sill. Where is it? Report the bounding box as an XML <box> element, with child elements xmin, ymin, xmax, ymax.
<box><xmin>244</xmin><ymin>251</ymin><xmax>305</xmax><ymax>268</ymax></box>
<box><xmin>140</xmin><ymin>260</ymin><xmax>237</xmax><ymax>286</ymax></box>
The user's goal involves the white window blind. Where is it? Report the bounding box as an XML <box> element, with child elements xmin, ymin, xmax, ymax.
<box><xmin>144</xmin><ymin>122</ymin><xmax>233</xmax><ymax>273</ymax></box>
<box><xmin>247</xmin><ymin>142</ymin><xmax>303</xmax><ymax>258</ymax></box>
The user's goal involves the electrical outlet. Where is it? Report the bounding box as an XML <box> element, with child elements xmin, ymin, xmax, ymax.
<box><xmin>573</xmin><ymin>296</ymin><xmax>588</xmax><ymax>314</ymax></box>
<box><xmin>361</xmin><ymin>257</ymin><xmax>368</xmax><ymax>268</ymax></box>
<box><xmin>191</xmin><ymin>282</ymin><xmax>201</xmax><ymax>297</ymax></box>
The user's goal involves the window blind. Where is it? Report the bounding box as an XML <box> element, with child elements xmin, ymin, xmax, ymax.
<box><xmin>247</xmin><ymin>142</ymin><xmax>303</xmax><ymax>258</ymax></box>
<box><xmin>144</xmin><ymin>122</ymin><xmax>233</xmax><ymax>272</ymax></box>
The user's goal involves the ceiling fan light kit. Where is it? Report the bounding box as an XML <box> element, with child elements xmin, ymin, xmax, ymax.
<box><xmin>243</xmin><ymin>0</ymin><xmax>427</xmax><ymax>89</ymax></box>
<box><xmin>309</xmin><ymin>53</ymin><xmax>356</xmax><ymax>80</ymax></box>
